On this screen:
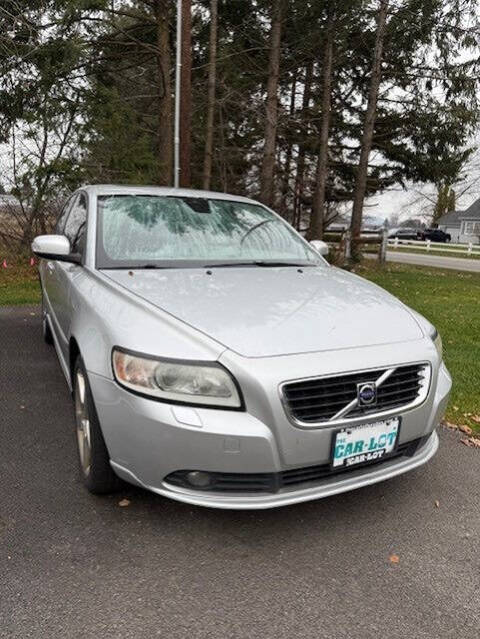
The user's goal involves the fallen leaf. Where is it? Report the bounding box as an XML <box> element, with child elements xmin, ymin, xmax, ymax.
<box><xmin>459</xmin><ymin>424</ymin><xmax>473</xmax><ymax>436</ymax></box>
<box><xmin>389</xmin><ymin>554</ymin><xmax>400</xmax><ymax>564</ymax></box>
<box><xmin>444</xmin><ymin>421</ymin><xmax>458</xmax><ymax>430</ymax></box>
<box><xmin>460</xmin><ymin>437</ymin><xmax>480</xmax><ymax>449</ymax></box>
<box><xmin>471</xmin><ymin>415</ymin><xmax>480</xmax><ymax>424</ymax></box>
<box><xmin>434</xmin><ymin>500</ymin><xmax>440</xmax><ymax>508</ymax></box>
<box><xmin>118</xmin><ymin>498</ymin><xmax>131</xmax><ymax>507</ymax></box>
<box><xmin>453</xmin><ymin>406</ymin><xmax>459</xmax><ymax>411</ymax></box>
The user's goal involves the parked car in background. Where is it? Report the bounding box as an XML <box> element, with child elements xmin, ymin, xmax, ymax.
<box><xmin>32</xmin><ymin>185</ymin><xmax>451</xmax><ymax>510</ymax></box>
<box><xmin>418</xmin><ymin>228</ymin><xmax>451</xmax><ymax>243</ymax></box>
<box><xmin>388</xmin><ymin>227</ymin><xmax>422</xmax><ymax>241</ymax></box>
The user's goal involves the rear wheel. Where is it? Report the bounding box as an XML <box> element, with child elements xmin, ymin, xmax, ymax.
<box><xmin>74</xmin><ymin>357</ymin><xmax>121</xmax><ymax>494</ymax></box>
<box><xmin>42</xmin><ymin>295</ymin><xmax>54</xmax><ymax>345</ymax></box>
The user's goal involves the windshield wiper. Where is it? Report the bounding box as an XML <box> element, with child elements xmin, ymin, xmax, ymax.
<box><xmin>102</xmin><ymin>261</ymin><xmax>318</xmax><ymax>270</ymax></box>
<box><xmin>202</xmin><ymin>261</ymin><xmax>314</xmax><ymax>268</ymax></box>
<box><xmin>102</xmin><ymin>264</ymin><xmax>171</xmax><ymax>270</ymax></box>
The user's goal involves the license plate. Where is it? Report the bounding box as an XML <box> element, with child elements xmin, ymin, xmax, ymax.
<box><xmin>331</xmin><ymin>418</ymin><xmax>400</xmax><ymax>469</ymax></box>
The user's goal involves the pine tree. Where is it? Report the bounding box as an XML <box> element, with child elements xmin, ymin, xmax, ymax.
<box><xmin>259</xmin><ymin>0</ymin><xmax>284</xmax><ymax>207</ymax></box>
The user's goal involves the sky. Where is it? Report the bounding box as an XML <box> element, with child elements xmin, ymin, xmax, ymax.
<box><xmin>366</xmin><ymin>189</ymin><xmax>413</xmax><ymax>221</ymax></box>
<box><xmin>367</xmin><ymin>166</ymin><xmax>480</xmax><ymax>223</ymax></box>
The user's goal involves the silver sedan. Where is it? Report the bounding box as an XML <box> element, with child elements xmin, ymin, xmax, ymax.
<box><xmin>32</xmin><ymin>185</ymin><xmax>451</xmax><ymax>509</ymax></box>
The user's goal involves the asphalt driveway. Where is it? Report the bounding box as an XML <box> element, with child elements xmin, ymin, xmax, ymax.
<box><xmin>1</xmin><ymin>305</ymin><xmax>479</xmax><ymax>639</ymax></box>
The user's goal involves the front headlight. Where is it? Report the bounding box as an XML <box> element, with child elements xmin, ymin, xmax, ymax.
<box><xmin>429</xmin><ymin>327</ymin><xmax>443</xmax><ymax>360</ymax></box>
<box><xmin>112</xmin><ymin>348</ymin><xmax>242</xmax><ymax>408</ymax></box>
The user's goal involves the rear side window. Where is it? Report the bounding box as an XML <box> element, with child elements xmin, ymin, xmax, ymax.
<box><xmin>64</xmin><ymin>193</ymin><xmax>88</xmax><ymax>255</ymax></box>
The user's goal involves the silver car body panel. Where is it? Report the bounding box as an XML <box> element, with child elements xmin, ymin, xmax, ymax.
<box><xmin>102</xmin><ymin>266</ymin><xmax>424</xmax><ymax>358</ymax></box>
<box><xmin>110</xmin><ymin>431</ymin><xmax>440</xmax><ymax>510</ymax></box>
<box><xmin>38</xmin><ymin>185</ymin><xmax>452</xmax><ymax>509</ymax></box>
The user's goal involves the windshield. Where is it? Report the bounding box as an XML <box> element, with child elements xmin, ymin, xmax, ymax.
<box><xmin>96</xmin><ymin>195</ymin><xmax>323</xmax><ymax>268</ymax></box>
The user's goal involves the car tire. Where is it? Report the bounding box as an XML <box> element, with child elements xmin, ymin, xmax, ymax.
<box><xmin>73</xmin><ymin>357</ymin><xmax>122</xmax><ymax>494</ymax></box>
<box><xmin>42</xmin><ymin>295</ymin><xmax>54</xmax><ymax>345</ymax></box>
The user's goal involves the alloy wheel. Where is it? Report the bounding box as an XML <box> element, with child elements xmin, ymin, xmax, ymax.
<box><xmin>75</xmin><ymin>370</ymin><xmax>92</xmax><ymax>476</ymax></box>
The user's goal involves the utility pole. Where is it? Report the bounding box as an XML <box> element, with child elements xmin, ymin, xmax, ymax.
<box><xmin>179</xmin><ymin>0</ymin><xmax>192</xmax><ymax>187</ymax></box>
<box><xmin>174</xmin><ymin>0</ymin><xmax>182</xmax><ymax>188</ymax></box>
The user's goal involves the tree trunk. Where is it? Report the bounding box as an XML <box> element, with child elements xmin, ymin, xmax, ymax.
<box><xmin>293</xmin><ymin>61</ymin><xmax>313</xmax><ymax>229</ymax></box>
<box><xmin>218</xmin><ymin>99</ymin><xmax>228</xmax><ymax>191</ymax></box>
<box><xmin>279</xmin><ymin>72</ymin><xmax>296</xmax><ymax>220</ymax></box>
<box><xmin>350</xmin><ymin>0</ymin><xmax>389</xmax><ymax>257</ymax></box>
<box><xmin>259</xmin><ymin>0</ymin><xmax>284</xmax><ymax>207</ymax></box>
<box><xmin>202</xmin><ymin>0</ymin><xmax>218</xmax><ymax>190</ymax></box>
<box><xmin>307</xmin><ymin>23</ymin><xmax>334</xmax><ymax>240</ymax></box>
<box><xmin>154</xmin><ymin>0</ymin><xmax>173</xmax><ymax>186</ymax></box>
<box><xmin>179</xmin><ymin>0</ymin><xmax>192</xmax><ymax>187</ymax></box>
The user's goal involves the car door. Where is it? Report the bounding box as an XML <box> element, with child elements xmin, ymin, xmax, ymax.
<box><xmin>48</xmin><ymin>192</ymin><xmax>88</xmax><ymax>359</ymax></box>
<box><xmin>42</xmin><ymin>196</ymin><xmax>75</xmax><ymax>324</ymax></box>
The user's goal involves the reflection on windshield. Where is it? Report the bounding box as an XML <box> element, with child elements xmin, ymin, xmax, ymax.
<box><xmin>97</xmin><ymin>195</ymin><xmax>322</xmax><ymax>268</ymax></box>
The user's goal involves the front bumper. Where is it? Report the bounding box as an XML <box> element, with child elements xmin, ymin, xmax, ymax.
<box><xmin>88</xmin><ymin>359</ymin><xmax>451</xmax><ymax>510</ymax></box>
<box><xmin>111</xmin><ymin>430</ymin><xmax>439</xmax><ymax>510</ymax></box>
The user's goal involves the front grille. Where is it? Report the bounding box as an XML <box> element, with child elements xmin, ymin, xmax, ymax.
<box><xmin>281</xmin><ymin>363</ymin><xmax>430</xmax><ymax>425</ymax></box>
<box><xmin>165</xmin><ymin>437</ymin><xmax>426</xmax><ymax>494</ymax></box>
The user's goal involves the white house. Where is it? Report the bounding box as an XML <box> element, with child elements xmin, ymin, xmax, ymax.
<box><xmin>458</xmin><ymin>198</ymin><xmax>480</xmax><ymax>244</ymax></box>
<box><xmin>437</xmin><ymin>200</ymin><xmax>480</xmax><ymax>244</ymax></box>
<box><xmin>436</xmin><ymin>210</ymin><xmax>462</xmax><ymax>242</ymax></box>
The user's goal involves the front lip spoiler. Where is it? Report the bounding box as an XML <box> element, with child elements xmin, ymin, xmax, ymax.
<box><xmin>110</xmin><ymin>430</ymin><xmax>439</xmax><ymax>511</ymax></box>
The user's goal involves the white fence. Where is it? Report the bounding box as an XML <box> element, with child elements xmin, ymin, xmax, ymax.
<box><xmin>387</xmin><ymin>238</ymin><xmax>480</xmax><ymax>257</ymax></box>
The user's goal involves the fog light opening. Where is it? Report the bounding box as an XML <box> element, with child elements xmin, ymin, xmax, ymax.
<box><xmin>186</xmin><ymin>471</ymin><xmax>212</xmax><ymax>488</ymax></box>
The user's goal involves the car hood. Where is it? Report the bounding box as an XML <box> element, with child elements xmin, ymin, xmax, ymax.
<box><xmin>104</xmin><ymin>266</ymin><xmax>424</xmax><ymax>358</ymax></box>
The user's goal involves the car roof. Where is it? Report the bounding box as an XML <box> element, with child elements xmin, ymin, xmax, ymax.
<box><xmin>81</xmin><ymin>184</ymin><xmax>260</xmax><ymax>206</ymax></box>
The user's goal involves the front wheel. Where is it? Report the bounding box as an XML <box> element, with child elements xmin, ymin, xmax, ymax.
<box><xmin>74</xmin><ymin>357</ymin><xmax>122</xmax><ymax>494</ymax></box>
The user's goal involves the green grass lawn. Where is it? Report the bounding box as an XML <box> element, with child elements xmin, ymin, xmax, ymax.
<box><xmin>357</xmin><ymin>261</ymin><xmax>480</xmax><ymax>433</ymax></box>
<box><xmin>0</xmin><ymin>262</ymin><xmax>41</xmax><ymax>306</ymax></box>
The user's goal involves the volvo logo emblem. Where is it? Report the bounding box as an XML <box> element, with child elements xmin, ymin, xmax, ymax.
<box><xmin>357</xmin><ymin>382</ymin><xmax>377</xmax><ymax>406</ymax></box>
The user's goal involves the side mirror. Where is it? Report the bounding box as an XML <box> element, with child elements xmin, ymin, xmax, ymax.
<box><xmin>309</xmin><ymin>239</ymin><xmax>329</xmax><ymax>256</ymax></box>
<box><xmin>31</xmin><ymin>235</ymin><xmax>80</xmax><ymax>263</ymax></box>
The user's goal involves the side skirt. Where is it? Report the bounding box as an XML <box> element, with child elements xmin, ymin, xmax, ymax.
<box><xmin>46</xmin><ymin>312</ymin><xmax>72</xmax><ymax>392</ymax></box>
